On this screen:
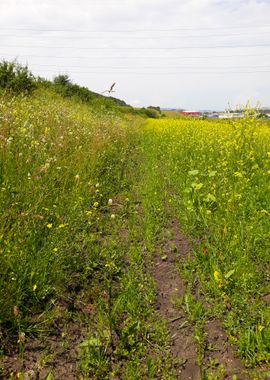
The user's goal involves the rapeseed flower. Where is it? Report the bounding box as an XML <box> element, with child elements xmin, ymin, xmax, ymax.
<box><xmin>234</xmin><ymin>172</ymin><xmax>243</xmax><ymax>177</ymax></box>
<box><xmin>214</xmin><ymin>271</ymin><xmax>221</xmax><ymax>282</ymax></box>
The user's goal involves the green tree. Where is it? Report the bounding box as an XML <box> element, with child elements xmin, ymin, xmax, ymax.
<box><xmin>0</xmin><ymin>60</ymin><xmax>35</xmax><ymax>94</ymax></box>
<box><xmin>53</xmin><ymin>74</ymin><xmax>71</xmax><ymax>86</ymax></box>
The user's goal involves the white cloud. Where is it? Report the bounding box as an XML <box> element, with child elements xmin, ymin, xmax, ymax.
<box><xmin>130</xmin><ymin>99</ymin><xmax>142</xmax><ymax>107</ymax></box>
<box><xmin>0</xmin><ymin>0</ymin><xmax>270</xmax><ymax>109</ymax></box>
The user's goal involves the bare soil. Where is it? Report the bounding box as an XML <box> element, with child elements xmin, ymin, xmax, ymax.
<box><xmin>0</xmin><ymin>300</ymin><xmax>90</xmax><ymax>380</ymax></box>
<box><xmin>203</xmin><ymin>318</ymin><xmax>249</xmax><ymax>379</ymax></box>
<box><xmin>153</xmin><ymin>219</ymin><xmax>250</xmax><ymax>380</ymax></box>
<box><xmin>1</xmin><ymin>215</ymin><xmax>253</xmax><ymax>380</ymax></box>
<box><xmin>153</xmin><ymin>221</ymin><xmax>200</xmax><ymax>380</ymax></box>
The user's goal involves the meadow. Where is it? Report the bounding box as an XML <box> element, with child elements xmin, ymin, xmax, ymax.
<box><xmin>0</xmin><ymin>88</ymin><xmax>270</xmax><ymax>379</ymax></box>
<box><xmin>144</xmin><ymin>117</ymin><xmax>270</xmax><ymax>369</ymax></box>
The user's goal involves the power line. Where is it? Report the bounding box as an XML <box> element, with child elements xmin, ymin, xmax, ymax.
<box><xmin>1</xmin><ymin>31</ymin><xmax>270</xmax><ymax>39</ymax></box>
<box><xmin>22</xmin><ymin>63</ymin><xmax>270</xmax><ymax>70</ymax></box>
<box><xmin>0</xmin><ymin>25</ymin><xmax>270</xmax><ymax>33</ymax></box>
<box><xmin>2</xmin><ymin>53</ymin><xmax>270</xmax><ymax>60</ymax></box>
<box><xmin>2</xmin><ymin>43</ymin><xmax>270</xmax><ymax>50</ymax></box>
<box><xmin>30</xmin><ymin>68</ymin><xmax>270</xmax><ymax>75</ymax></box>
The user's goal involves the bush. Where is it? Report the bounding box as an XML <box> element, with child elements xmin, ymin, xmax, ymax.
<box><xmin>0</xmin><ymin>60</ymin><xmax>36</xmax><ymax>94</ymax></box>
<box><xmin>139</xmin><ymin>107</ymin><xmax>160</xmax><ymax>118</ymax></box>
<box><xmin>53</xmin><ymin>74</ymin><xmax>71</xmax><ymax>86</ymax></box>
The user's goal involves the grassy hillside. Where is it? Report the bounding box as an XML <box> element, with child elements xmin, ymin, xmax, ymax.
<box><xmin>0</xmin><ymin>89</ymin><xmax>133</xmax><ymax>331</ymax></box>
<box><xmin>0</xmin><ymin>85</ymin><xmax>270</xmax><ymax>379</ymax></box>
<box><xmin>0</xmin><ymin>60</ymin><xmax>163</xmax><ymax>119</ymax></box>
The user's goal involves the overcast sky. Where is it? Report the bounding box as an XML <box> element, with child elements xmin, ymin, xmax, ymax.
<box><xmin>0</xmin><ymin>0</ymin><xmax>270</xmax><ymax>110</ymax></box>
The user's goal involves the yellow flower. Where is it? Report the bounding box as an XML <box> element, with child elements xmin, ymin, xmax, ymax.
<box><xmin>93</xmin><ymin>201</ymin><xmax>99</xmax><ymax>208</ymax></box>
<box><xmin>33</xmin><ymin>284</ymin><xmax>37</xmax><ymax>292</ymax></box>
<box><xmin>234</xmin><ymin>171</ymin><xmax>243</xmax><ymax>177</ymax></box>
<box><xmin>46</xmin><ymin>223</ymin><xmax>53</xmax><ymax>229</ymax></box>
<box><xmin>108</xmin><ymin>198</ymin><xmax>113</xmax><ymax>206</ymax></box>
<box><xmin>214</xmin><ymin>271</ymin><xmax>221</xmax><ymax>282</ymax></box>
<box><xmin>58</xmin><ymin>223</ymin><xmax>66</xmax><ymax>228</ymax></box>
<box><xmin>44</xmin><ymin>127</ymin><xmax>50</xmax><ymax>135</ymax></box>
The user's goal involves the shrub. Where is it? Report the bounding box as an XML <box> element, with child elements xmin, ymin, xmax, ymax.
<box><xmin>0</xmin><ymin>60</ymin><xmax>36</xmax><ymax>94</ymax></box>
<box><xmin>53</xmin><ymin>74</ymin><xmax>71</xmax><ymax>86</ymax></box>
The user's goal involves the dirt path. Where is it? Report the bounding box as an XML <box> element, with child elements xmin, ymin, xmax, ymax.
<box><xmin>153</xmin><ymin>220</ymin><xmax>250</xmax><ymax>380</ymax></box>
<box><xmin>1</xmin><ymin>300</ymin><xmax>88</xmax><ymax>379</ymax></box>
<box><xmin>153</xmin><ymin>220</ymin><xmax>200</xmax><ymax>380</ymax></box>
<box><xmin>203</xmin><ymin>318</ymin><xmax>249</xmax><ymax>379</ymax></box>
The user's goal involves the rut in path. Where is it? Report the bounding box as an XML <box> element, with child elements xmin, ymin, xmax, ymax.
<box><xmin>153</xmin><ymin>220</ymin><xmax>200</xmax><ymax>380</ymax></box>
<box><xmin>153</xmin><ymin>219</ymin><xmax>249</xmax><ymax>380</ymax></box>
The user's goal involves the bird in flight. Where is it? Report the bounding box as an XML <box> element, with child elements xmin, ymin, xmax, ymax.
<box><xmin>102</xmin><ymin>82</ymin><xmax>116</xmax><ymax>94</ymax></box>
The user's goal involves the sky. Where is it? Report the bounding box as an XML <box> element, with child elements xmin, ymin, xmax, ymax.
<box><xmin>0</xmin><ymin>0</ymin><xmax>270</xmax><ymax>110</ymax></box>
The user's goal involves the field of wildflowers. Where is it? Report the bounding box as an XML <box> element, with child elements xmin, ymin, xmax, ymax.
<box><xmin>144</xmin><ymin>116</ymin><xmax>270</xmax><ymax>369</ymax></box>
<box><xmin>1</xmin><ymin>88</ymin><xmax>269</xmax><ymax>378</ymax></box>
<box><xmin>0</xmin><ymin>88</ymin><xmax>136</xmax><ymax>340</ymax></box>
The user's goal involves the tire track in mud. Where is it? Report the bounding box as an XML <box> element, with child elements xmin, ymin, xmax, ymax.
<box><xmin>153</xmin><ymin>220</ymin><xmax>200</xmax><ymax>380</ymax></box>
<box><xmin>153</xmin><ymin>219</ymin><xmax>250</xmax><ymax>380</ymax></box>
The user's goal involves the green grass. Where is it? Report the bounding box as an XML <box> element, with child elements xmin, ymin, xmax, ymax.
<box><xmin>143</xmin><ymin>116</ymin><xmax>270</xmax><ymax>367</ymax></box>
<box><xmin>0</xmin><ymin>90</ymin><xmax>174</xmax><ymax>379</ymax></box>
<box><xmin>1</xmin><ymin>89</ymin><xmax>269</xmax><ymax>378</ymax></box>
<box><xmin>0</xmin><ymin>89</ymin><xmax>134</xmax><ymax>338</ymax></box>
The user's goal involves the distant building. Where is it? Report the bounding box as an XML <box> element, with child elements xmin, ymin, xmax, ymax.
<box><xmin>207</xmin><ymin>113</ymin><xmax>219</xmax><ymax>118</ymax></box>
<box><xmin>180</xmin><ymin>111</ymin><xmax>202</xmax><ymax>117</ymax></box>
<box><xmin>219</xmin><ymin>113</ymin><xmax>244</xmax><ymax>119</ymax></box>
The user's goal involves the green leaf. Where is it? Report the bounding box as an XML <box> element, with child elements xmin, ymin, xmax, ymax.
<box><xmin>225</xmin><ymin>269</ymin><xmax>235</xmax><ymax>279</ymax></box>
<box><xmin>43</xmin><ymin>373</ymin><xmax>53</xmax><ymax>380</ymax></box>
<box><xmin>205</xmin><ymin>193</ymin><xmax>217</xmax><ymax>202</ymax></box>
<box><xmin>80</xmin><ymin>338</ymin><xmax>102</xmax><ymax>348</ymax></box>
<box><xmin>193</xmin><ymin>182</ymin><xmax>203</xmax><ymax>190</ymax></box>
<box><xmin>188</xmin><ymin>169</ymin><xmax>199</xmax><ymax>176</ymax></box>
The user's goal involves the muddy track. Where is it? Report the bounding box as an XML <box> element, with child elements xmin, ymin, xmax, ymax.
<box><xmin>153</xmin><ymin>220</ymin><xmax>250</xmax><ymax>380</ymax></box>
<box><xmin>0</xmin><ymin>301</ymin><xmax>88</xmax><ymax>380</ymax></box>
<box><xmin>153</xmin><ymin>220</ymin><xmax>200</xmax><ymax>379</ymax></box>
<box><xmin>203</xmin><ymin>318</ymin><xmax>249</xmax><ymax>379</ymax></box>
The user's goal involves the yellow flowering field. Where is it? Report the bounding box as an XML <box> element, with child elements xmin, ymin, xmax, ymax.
<box><xmin>144</xmin><ymin>116</ymin><xmax>270</xmax><ymax>366</ymax></box>
<box><xmin>1</xmin><ymin>88</ymin><xmax>270</xmax><ymax>378</ymax></box>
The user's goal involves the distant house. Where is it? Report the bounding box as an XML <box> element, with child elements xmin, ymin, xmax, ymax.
<box><xmin>219</xmin><ymin>112</ymin><xmax>244</xmax><ymax>119</ymax></box>
<box><xmin>219</xmin><ymin>113</ymin><xmax>230</xmax><ymax>119</ymax></box>
<box><xmin>180</xmin><ymin>111</ymin><xmax>201</xmax><ymax>117</ymax></box>
<box><xmin>207</xmin><ymin>113</ymin><xmax>219</xmax><ymax>118</ymax></box>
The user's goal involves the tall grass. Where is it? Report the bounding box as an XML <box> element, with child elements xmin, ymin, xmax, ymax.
<box><xmin>144</xmin><ymin>116</ymin><xmax>270</xmax><ymax>365</ymax></box>
<box><xmin>1</xmin><ymin>89</ymin><xmax>269</xmax><ymax>375</ymax></box>
<box><xmin>0</xmin><ymin>89</ymin><xmax>133</xmax><ymax>340</ymax></box>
